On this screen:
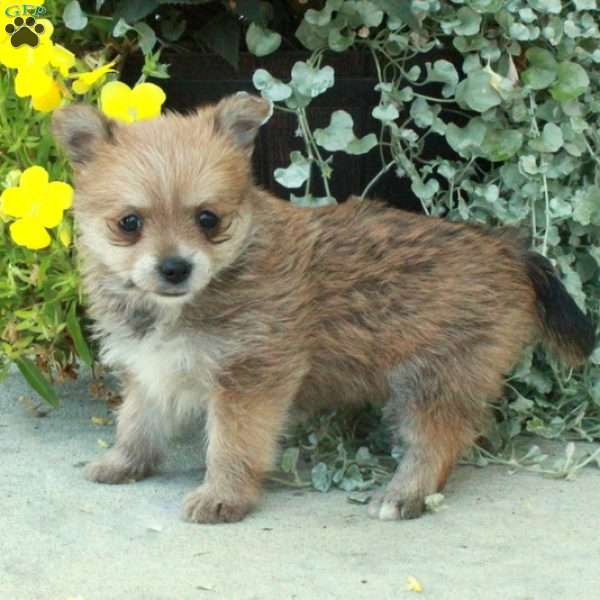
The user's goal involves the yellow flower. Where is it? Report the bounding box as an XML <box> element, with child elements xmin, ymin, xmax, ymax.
<box><xmin>100</xmin><ymin>81</ymin><xmax>166</xmax><ymax>123</ymax></box>
<box><xmin>0</xmin><ymin>166</ymin><xmax>73</xmax><ymax>250</ymax></box>
<box><xmin>14</xmin><ymin>66</ymin><xmax>62</xmax><ymax>112</ymax></box>
<box><xmin>72</xmin><ymin>60</ymin><xmax>117</xmax><ymax>94</ymax></box>
<box><xmin>50</xmin><ymin>44</ymin><xmax>76</xmax><ymax>77</ymax></box>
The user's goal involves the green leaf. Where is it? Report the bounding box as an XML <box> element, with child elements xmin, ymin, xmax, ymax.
<box><xmin>15</xmin><ymin>357</ymin><xmax>59</xmax><ymax>408</ymax></box>
<box><xmin>426</xmin><ymin>60</ymin><xmax>459</xmax><ymax>97</ymax></box>
<box><xmin>465</xmin><ymin>0</ymin><xmax>504</xmax><ymax>12</ymax></box>
<box><xmin>573</xmin><ymin>186</ymin><xmax>600</xmax><ymax>225</ymax></box>
<box><xmin>314</xmin><ymin>110</ymin><xmax>354</xmax><ymax>151</ymax></box>
<box><xmin>372</xmin><ymin>103</ymin><xmax>399</xmax><ymax>121</ymax></box>
<box><xmin>112</xmin><ymin>17</ymin><xmax>131</xmax><ymax>37</ymax></box>
<box><xmin>311</xmin><ymin>462</ymin><xmax>332</xmax><ymax>492</ymax></box>
<box><xmin>281</xmin><ymin>447</ymin><xmax>300</xmax><ymax>474</ymax></box>
<box><xmin>66</xmin><ymin>304</ymin><xmax>93</xmax><ymax>367</ymax></box>
<box><xmin>455</xmin><ymin>70</ymin><xmax>502</xmax><ymax>113</ymax></box>
<box><xmin>446</xmin><ymin>118</ymin><xmax>487</xmax><ymax>158</ymax></box>
<box><xmin>529</xmin><ymin>122</ymin><xmax>563</xmax><ymax>153</ymax></box>
<box><xmin>252</xmin><ymin>69</ymin><xmax>292</xmax><ymax>102</ymax></box>
<box><xmin>246</xmin><ymin>23</ymin><xmax>281</xmax><ymax>57</ymax></box>
<box><xmin>274</xmin><ymin>151</ymin><xmax>311</xmax><ymax>188</ymax></box>
<box><xmin>550</xmin><ymin>62</ymin><xmax>590</xmax><ymax>103</ymax></box>
<box><xmin>133</xmin><ymin>22</ymin><xmax>157</xmax><ymax>54</ymax></box>
<box><xmin>290</xmin><ymin>62</ymin><xmax>335</xmax><ymax>98</ymax></box>
<box><xmin>305</xmin><ymin>0</ymin><xmax>343</xmax><ymax>26</ymax></box>
<box><xmin>113</xmin><ymin>0</ymin><xmax>159</xmax><ymax>23</ymax></box>
<box><xmin>346</xmin><ymin>133</ymin><xmax>377</xmax><ymax>155</ymax></box>
<box><xmin>340</xmin><ymin>0</ymin><xmax>384</xmax><ymax>27</ymax></box>
<box><xmin>63</xmin><ymin>0</ymin><xmax>88</xmax><ymax>30</ymax></box>
<box><xmin>160</xmin><ymin>12</ymin><xmax>186</xmax><ymax>42</ymax></box>
<box><xmin>410</xmin><ymin>97</ymin><xmax>434</xmax><ymax>128</ymax></box>
<box><xmin>374</xmin><ymin>0</ymin><xmax>422</xmax><ymax>31</ymax></box>
<box><xmin>295</xmin><ymin>20</ymin><xmax>329</xmax><ymax>51</ymax></box>
<box><xmin>412</xmin><ymin>178</ymin><xmax>439</xmax><ymax>200</ymax></box>
<box><xmin>481</xmin><ymin>129</ymin><xmax>523</xmax><ymax>161</ymax></box>
<box><xmin>527</xmin><ymin>0</ymin><xmax>561</xmax><ymax>13</ymax></box>
<box><xmin>355</xmin><ymin>446</ymin><xmax>375</xmax><ymax>465</ymax></box>
<box><xmin>313</xmin><ymin>111</ymin><xmax>377</xmax><ymax>154</ymax></box>
<box><xmin>339</xmin><ymin>464</ymin><xmax>364</xmax><ymax>491</ymax></box>
<box><xmin>195</xmin><ymin>13</ymin><xmax>240</xmax><ymax>70</ymax></box>
<box><xmin>453</xmin><ymin>7</ymin><xmax>482</xmax><ymax>36</ymax></box>
<box><xmin>328</xmin><ymin>28</ymin><xmax>355</xmax><ymax>51</ymax></box>
<box><xmin>522</xmin><ymin>48</ymin><xmax>558</xmax><ymax>90</ymax></box>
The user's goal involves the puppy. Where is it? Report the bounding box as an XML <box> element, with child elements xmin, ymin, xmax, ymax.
<box><xmin>52</xmin><ymin>94</ymin><xmax>595</xmax><ymax>523</ymax></box>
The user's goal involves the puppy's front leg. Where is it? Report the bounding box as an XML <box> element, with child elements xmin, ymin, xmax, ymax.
<box><xmin>183</xmin><ymin>387</ymin><xmax>295</xmax><ymax>524</ymax></box>
<box><xmin>84</xmin><ymin>376</ymin><xmax>166</xmax><ymax>484</ymax></box>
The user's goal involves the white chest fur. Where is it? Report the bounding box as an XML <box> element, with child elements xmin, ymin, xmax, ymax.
<box><xmin>99</xmin><ymin>313</ymin><xmax>224</xmax><ymax>428</ymax></box>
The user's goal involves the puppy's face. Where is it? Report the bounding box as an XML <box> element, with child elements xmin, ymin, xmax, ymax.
<box><xmin>52</xmin><ymin>94</ymin><xmax>271</xmax><ymax>304</ymax></box>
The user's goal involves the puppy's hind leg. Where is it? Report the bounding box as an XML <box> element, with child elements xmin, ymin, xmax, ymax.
<box><xmin>84</xmin><ymin>377</ymin><xmax>167</xmax><ymax>484</ymax></box>
<box><xmin>368</xmin><ymin>364</ymin><xmax>486</xmax><ymax>521</ymax></box>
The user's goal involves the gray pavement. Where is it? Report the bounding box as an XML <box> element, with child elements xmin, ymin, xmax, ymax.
<box><xmin>1</xmin><ymin>370</ymin><xmax>599</xmax><ymax>600</ymax></box>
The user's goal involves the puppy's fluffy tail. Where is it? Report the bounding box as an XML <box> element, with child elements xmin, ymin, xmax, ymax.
<box><xmin>525</xmin><ymin>252</ymin><xmax>595</xmax><ymax>368</ymax></box>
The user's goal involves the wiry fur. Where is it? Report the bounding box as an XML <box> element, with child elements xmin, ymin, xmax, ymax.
<box><xmin>52</xmin><ymin>95</ymin><xmax>595</xmax><ymax>524</ymax></box>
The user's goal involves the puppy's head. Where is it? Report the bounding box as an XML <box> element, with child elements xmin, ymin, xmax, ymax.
<box><xmin>52</xmin><ymin>94</ymin><xmax>271</xmax><ymax>304</ymax></box>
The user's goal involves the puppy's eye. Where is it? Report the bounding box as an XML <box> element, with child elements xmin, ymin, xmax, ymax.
<box><xmin>196</xmin><ymin>210</ymin><xmax>220</xmax><ymax>230</ymax></box>
<box><xmin>119</xmin><ymin>214</ymin><xmax>143</xmax><ymax>233</ymax></box>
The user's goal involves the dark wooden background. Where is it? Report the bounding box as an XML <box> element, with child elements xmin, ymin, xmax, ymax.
<box><xmin>123</xmin><ymin>49</ymin><xmax>463</xmax><ymax>212</ymax></box>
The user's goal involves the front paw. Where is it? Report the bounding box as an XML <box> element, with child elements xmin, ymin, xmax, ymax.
<box><xmin>182</xmin><ymin>485</ymin><xmax>255</xmax><ymax>524</ymax></box>
<box><xmin>367</xmin><ymin>489</ymin><xmax>426</xmax><ymax>521</ymax></box>
<box><xmin>84</xmin><ymin>450</ymin><xmax>153</xmax><ymax>484</ymax></box>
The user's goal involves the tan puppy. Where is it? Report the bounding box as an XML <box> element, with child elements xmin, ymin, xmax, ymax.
<box><xmin>52</xmin><ymin>95</ymin><xmax>595</xmax><ymax>524</ymax></box>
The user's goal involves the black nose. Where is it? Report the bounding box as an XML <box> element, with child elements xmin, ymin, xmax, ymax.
<box><xmin>158</xmin><ymin>256</ymin><xmax>192</xmax><ymax>284</ymax></box>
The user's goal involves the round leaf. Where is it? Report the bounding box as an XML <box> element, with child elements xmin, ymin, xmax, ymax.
<box><xmin>246</xmin><ymin>23</ymin><xmax>282</xmax><ymax>57</ymax></box>
<box><xmin>550</xmin><ymin>62</ymin><xmax>590</xmax><ymax>103</ymax></box>
<box><xmin>522</xmin><ymin>48</ymin><xmax>558</xmax><ymax>90</ymax></box>
<box><xmin>63</xmin><ymin>0</ymin><xmax>88</xmax><ymax>30</ymax></box>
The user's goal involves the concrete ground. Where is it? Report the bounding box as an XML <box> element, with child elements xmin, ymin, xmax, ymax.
<box><xmin>1</xmin><ymin>370</ymin><xmax>599</xmax><ymax>600</ymax></box>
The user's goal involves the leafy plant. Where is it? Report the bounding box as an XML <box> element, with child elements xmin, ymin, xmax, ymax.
<box><xmin>245</xmin><ymin>0</ymin><xmax>600</xmax><ymax>476</ymax></box>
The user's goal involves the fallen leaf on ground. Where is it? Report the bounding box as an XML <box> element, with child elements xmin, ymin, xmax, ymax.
<box><xmin>407</xmin><ymin>576</ymin><xmax>423</xmax><ymax>593</ymax></box>
<box><xmin>91</xmin><ymin>416</ymin><xmax>113</xmax><ymax>426</ymax></box>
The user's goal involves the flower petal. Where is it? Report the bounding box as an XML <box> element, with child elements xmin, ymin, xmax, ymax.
<box><xmin>130</xmin><ymin>83</ymin><xmax>166</xmax><ymax>120</ymax></box>
<box><xmin>20</xmin><ymin>166</ymin><xmax>49</xmax><ymax>195</ymax></box>
<box><xmin>0</xmin><ymin>187</ymin><xmax>33</xmax><ymax>218</ymax></box>
<box><xmin>15</xmin><ymin>67</ymin><xmax>53</xmax><ymax>98</ymax></box>
<box><xmin>73</xmin><ymin>59</ymin><xmax>117</xmax><ymax>95</ymax></box>
<box><xmin>9</xmin><ymin>218</ymin><xmax>51</xmax><ymax>250</ymax></box>
<box><xmin>100</xmin><ymin>80</ymin><xmax>134</xmax><ymax>123</ymax></box>
<box><xmin>50</xmin><ymin>44</ymin><xmax>75</xmax><ymax>77</ymax></box>
<box><xmin>32</xmin><ymin>79</ymin><xmax>62</xmax><ymax>112</ymax></box>
<box><xmin>47</xmin><ymin>181</ymin><xmax>74</xmax><ymax>209</ymax></box>
<box><xmin>36</xmin><ymin>199</ymin><xmax>64</xmax><ymax>228</ymax></box>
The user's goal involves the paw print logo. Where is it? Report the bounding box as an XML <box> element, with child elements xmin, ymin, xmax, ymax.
<box><xmin>5</xmin><ymin>16</ymin><xmax>45</xmax><ymax>48</ymax></box>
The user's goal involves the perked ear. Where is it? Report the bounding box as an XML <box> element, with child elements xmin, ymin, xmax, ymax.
<box><xmin>52</xmin><ymin>105</ymin><xmax>116</xmax><ymax>165</ymax></box>
<box><xmin>213</xmin><ymin>93</ymin><xmax>273</xmax><ymax>153</ymax></box>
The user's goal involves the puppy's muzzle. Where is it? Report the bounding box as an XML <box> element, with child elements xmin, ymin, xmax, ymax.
<box><xmin>158</xmin><ymin>256</ymin><xmax>193</xmax><ymax>285</ymax></box>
